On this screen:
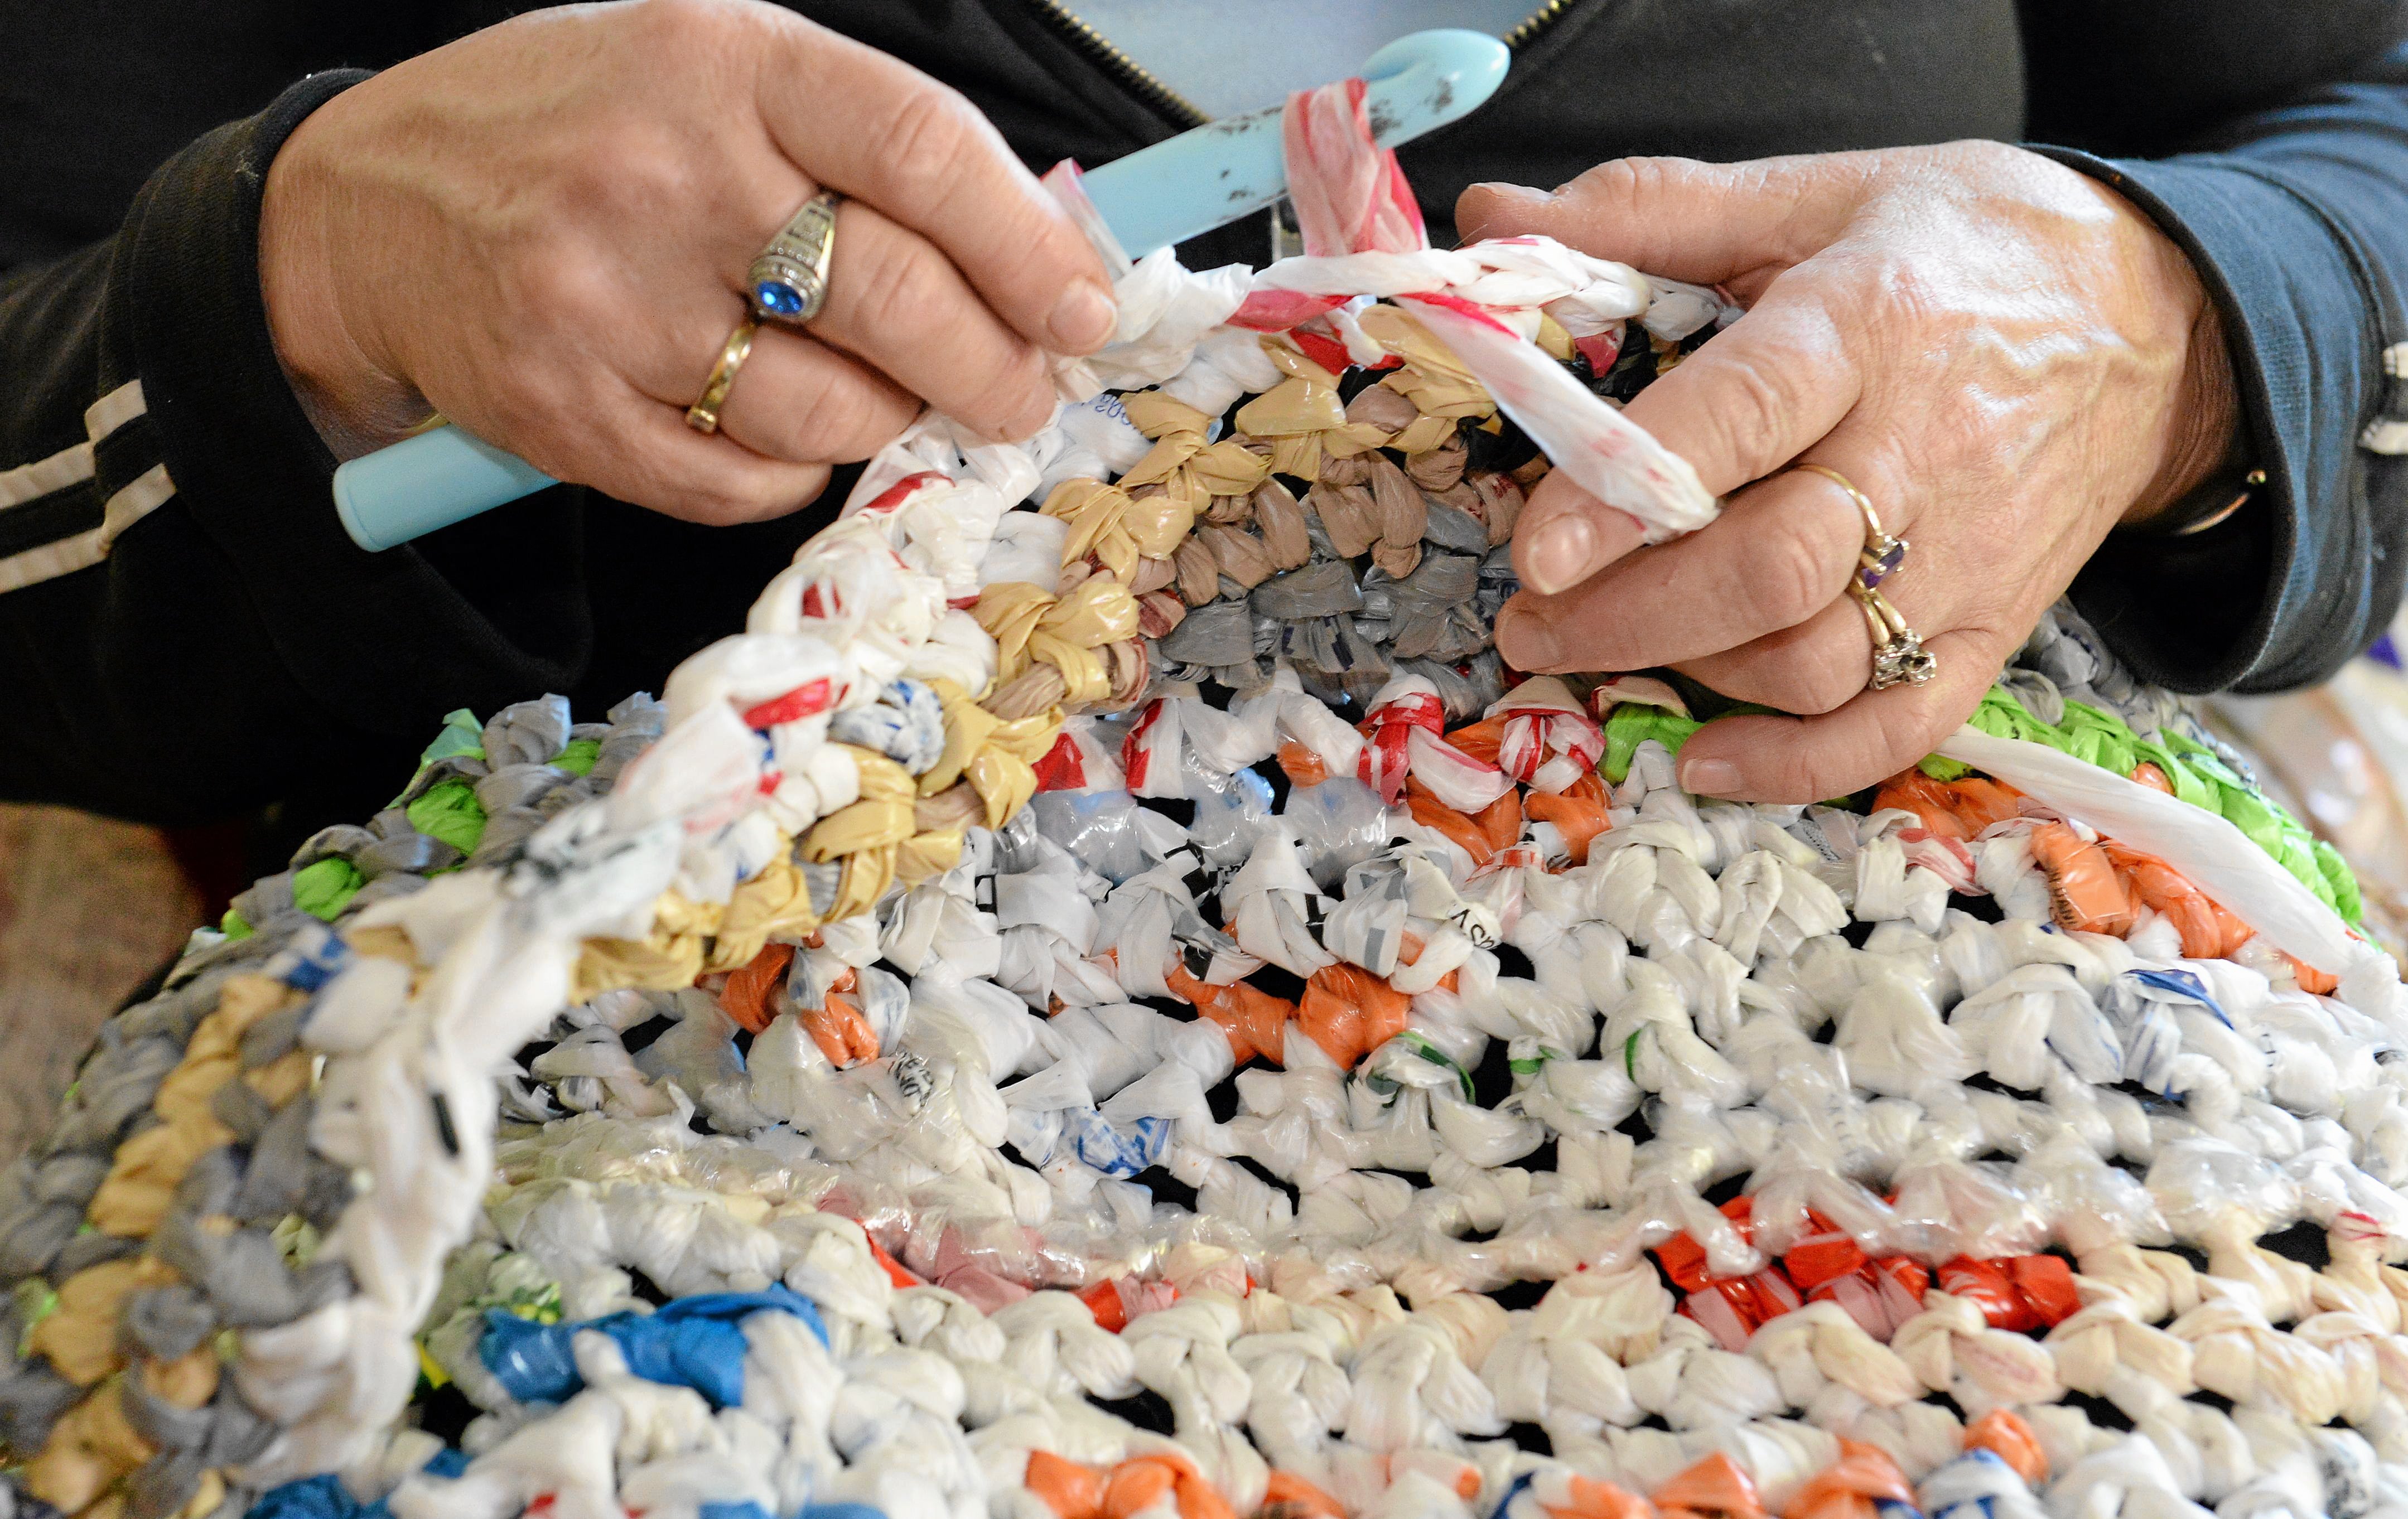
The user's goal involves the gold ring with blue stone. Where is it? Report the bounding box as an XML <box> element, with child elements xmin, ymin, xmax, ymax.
<box><xmin>748</xmin><ymin>190</ymin><xmax>842</xmax><ymax>325</ymax></box>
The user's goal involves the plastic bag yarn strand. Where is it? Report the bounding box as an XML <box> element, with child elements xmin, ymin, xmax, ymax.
<box><xmin>4</xmin><ymin>77</ymin><xmax>2407</xmax><ymax>1519</ymax></box>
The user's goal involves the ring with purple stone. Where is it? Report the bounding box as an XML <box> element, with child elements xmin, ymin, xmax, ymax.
<box><xmin>1795</xmin><ymin>462</ymin><xmax>1908</xmax><ymax>592</ymax></box>
<box><xmin>746</xmin><ymin>190</ymin><xmax>843</xmax><ymax>326</ymax></box>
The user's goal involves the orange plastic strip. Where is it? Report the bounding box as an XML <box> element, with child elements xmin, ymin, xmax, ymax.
<box><xmin>1168</xmin><ymin>962</ymin><xmax>1295</xmax><ymax>1065</ymax></box>
<box><xmin>797</xmin><ymin>969</ymin><xmax>878</xmax><ymax>1065</ymax></box>
<box><xmin>1526</xmin><ymin>770</ymin><xmax>1613</xmax><ymax>865</ymax></box>
<box><xmin>1261</xmin><ymin>1472</ymin><xmax>1347</xmax><ymax>1519</ymax></box>
<box><xmin>1296</xmin><ymin>962</ymin><xmax>1412</xmax><ymax>1070</ymax></box>
<box><xmin>1276</xmin><ymin>741</ymin><xmax>1330</xmax><ymax>787</ymax></box>
<box><xmin>1026</xmin><ymin>1450</ymin><xmax>1107</xmax><ymax>1519</ymax></box>
<box><xmin>718</xmin><ymin>941</ymin><xmax>796</xmax><ymax>1034</ymax></box>
<box><xmin>1654</xmin><ymin>1453</ymin><xmax>1767</xmax><ymax>1519</ymax></box>
<box><xmin>2030</xmin><ymin>821</ymin><xmax>2137</xmax><ymax>936</ymax></box>
<box><xmin>1873</xmin><ymin>771</ymin><xmax>2024</xmax><ymax>840</ymax></box>
<box><xmin>1779</xmin><ymin>1440</ymin><xmax>1914</xmax><ymax>1519</ymax></box>
<box><xmin>1962</xmin><ymin>1409</ymin><xmax>2048</xmax><ymax>1486</ymax></box>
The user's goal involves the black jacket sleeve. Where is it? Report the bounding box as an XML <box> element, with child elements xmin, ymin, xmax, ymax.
<box><xmin>2028</xmin><ymin>21</ymin><xmax>2408</xmax><ymax>694</ymax></box>
<box><xmin>0</xmin><ymin>1</ymin><xmax>1165</xmax><ymax>834</ymax></box>
<box><xmin>0</xmin><ymin>72</ymin><xmax>609</xmax><ymax>826</ymax></box>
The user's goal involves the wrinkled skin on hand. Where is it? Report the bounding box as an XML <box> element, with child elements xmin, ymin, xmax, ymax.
<box><xmin>259</xmin><ymin>0</ymin><xmax>1117</xmax><ymax>525</ymax></box>
<box><xmin>1461</xmin><ymin>142</ymin><xmax>2240</xmax><ymax>802</ymax></box>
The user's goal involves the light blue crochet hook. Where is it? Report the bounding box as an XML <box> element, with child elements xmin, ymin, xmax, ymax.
<box><xmin>331</xmin><ymin>28</ymin><xmax>1509</xmax><ymax>552</ymax></box>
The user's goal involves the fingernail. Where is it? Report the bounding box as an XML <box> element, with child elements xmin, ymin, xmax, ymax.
<box><xmin>1049</xmin><ymin>280</ymin><xmax>1118</xmax><ymax>352</ymax></box>
<box><xmin>1498</xmin><ymin>606</ymin><xmax>1563</xmax><ymax>670</ymax></box>
<box><xmin>1470</xmin><ymin>181</ymin><xmax>1551</xmax><ymax>204</ymax></box>
<box><xmin>1681</xmin><ymin>757</ymin><xmax>1742</xmax><ymax>797</ymax></box>
<box><xmin>1523</xmin><ymin>514</ymin><xmax>1598</xmax><ymax>594</ymax></box>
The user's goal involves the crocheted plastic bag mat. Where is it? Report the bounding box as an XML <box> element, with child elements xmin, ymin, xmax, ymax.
<box><xmin>7</xmin><ymin>81</ymin><xmax>2407</xmax><ymax>1519</ymax></box>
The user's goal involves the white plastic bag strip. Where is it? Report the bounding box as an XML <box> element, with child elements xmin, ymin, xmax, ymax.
<box><xmin>1402</xmin><ymin>297</ymin><xmax>1717</xmax><ymax>541</ymax></box>
<box><xmin>1933</xmin><ymin>725</ymin><xmax>2387</xmax><ymax>986</ymax></box>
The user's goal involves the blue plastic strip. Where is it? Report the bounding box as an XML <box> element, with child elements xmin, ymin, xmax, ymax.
<box><xmin>479</xmin><ymin>1283</ymin><xmax>827</xmax><ymax>1409</ymax></box>
<box><xmin>329</xmin><ymin>28</ymin><xmax>1508</xmax><ymax>553</ymax></box>
<box><xmin>250</xmin><ymin>1449</ymin><xmax>471</xmax><ymax>1519</ymax></box>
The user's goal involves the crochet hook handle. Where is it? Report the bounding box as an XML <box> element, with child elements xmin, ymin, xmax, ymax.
<box><xmin>1082</xmin><ymin>28</ymin><xmax>1510</xmax><ymax>259</ymax></box>
<box><xmin>330</xmin><ymin>28</ymin><xmax>1511</xmax><ymax>552</ymax></box>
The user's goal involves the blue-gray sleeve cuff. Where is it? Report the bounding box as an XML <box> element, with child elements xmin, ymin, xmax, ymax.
<box><xmin>2035</xmin><ymin>144</ymin><xmax>2405</xmax><ymax>695</ymax></box>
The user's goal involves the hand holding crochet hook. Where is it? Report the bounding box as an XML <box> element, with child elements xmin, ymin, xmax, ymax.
<box><xmin>263</xmin><ymin>0</ymin><xmax>1125</xmax><ymax>530</ymax></box>
<box><xmin>296</xmin><ymin>3</ymin><xmax>1507</xmax><ymax>552</ymax></box>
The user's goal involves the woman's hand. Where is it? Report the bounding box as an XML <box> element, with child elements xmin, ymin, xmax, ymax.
<box><xmin>259</xmin><ymin>0</ymin><xmax>1117</xmax><ymax>525</ymax></box>
<box><xmin>1457</xmin><ymin>142</ymin><xmax>2240</xmax><ymax>801</ymax></box>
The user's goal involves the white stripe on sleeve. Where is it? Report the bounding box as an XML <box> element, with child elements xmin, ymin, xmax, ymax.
<box><xmin>0</xmin><ymin>441</ymin><xmax>95</xmax><ymax>510</ymax></box>
<box><xmin>0</xmin><ymin>383</ymin><xmax>175</xmax><ymax>592</ymax></box>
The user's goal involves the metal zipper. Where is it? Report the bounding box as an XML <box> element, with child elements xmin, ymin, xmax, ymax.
<box><xmin>1025</xmin><ymin>0</ymin><xmax>1580</xmax><ymax>128</ymax></box>
<box><xmin>1504</xmin><ymin>0</ymin><xmax>1580</xmax><ymax>52</ymax></box>
<box><xmin>1029</xmin><ymin>0</ymin><xmax>1580</xmax><ymax>265</ymax></box>
<box><xmin>1019</xmin><ymin>0</ymin><xmax>1207</xmax><ymax>127</ymax></box>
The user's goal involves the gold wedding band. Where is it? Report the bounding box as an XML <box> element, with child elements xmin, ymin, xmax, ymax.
<box><xmin>685</xmin><ymin>317</ymin><xmax>759</xmax><ymax>434</ymax></box>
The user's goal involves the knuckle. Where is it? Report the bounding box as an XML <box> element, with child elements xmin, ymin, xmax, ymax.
<box><xmin>679</xmin><ymin>468</ymin><xmax>783</xmax><ymax>525</ymax></box>
<box><xmin>1847</xmin><ymin>713</ymin><xmax>1933</xmax><ymax>793</ymax></box>
<box><xmin>1939</xmin><ymin>138</ymin><xmax>2027</xmax><ymax>183</ymax></box>
<box><xmin>680</xmin><ymin>488</ymin><xmax>754</xmax><ymax>526</ymax></box>
<box><xmin>1748</xmin><ymin>673</ymin><xmax>1957</xmax><ymax>806</ymax></box>
<box><xmin>715</xmin><ymin>463</ymin><xmax>828</xmax><ymax>522</ymax></box>
<box><xmin>1779</xmin><ymin>632</ymin><xmax>1868</xmax><ymax>717</ymax></box>
<box><xmin>1580</xmin><ymin>156</ymin><xmax>1678</xmax><ymax>211</ymax></box>
<box><xmin>585</xmin><ymin>127</ymin><xmax>691</xmax><ymax>216</ymax></box>
<box><xmin>871</xmin><ymin>83</ymin><xmax>981</xmax><ymax>210</ymax></box>
<box><xmin>848</xmin><ymin>236</ymin><xmax>952</xmax><ymax>342</ymax></box>
<box><xmin>1792</xmin><ymin>658</ymin><xmax>1863</xmax><ymax>717</ymax></box>
<box><xmin>790</xmin><ymin>373</ymin><xmax>882</xmax><ymax>460</ymax></box>
<box><xmin>563</xmin><ymin>419</ymin><xmax>769</xmax><ymax>525</ymax></box>
<box><xmin>1768</xmin><ymin>750</ymin><xmax>1845</xmax><ymax>806</ymax></box>
<box><xmin>522</xmin><ymin>259</ymin><xmax>622</xmax><ymax>344</ymax></box>
<box><xmin>960</xmin><ymin>345</ymin><xmax>1049</xmax><ymax>433</ymax></box>
<box><xmin>1875</xmin><ymin>261</ymin><xmax>1951</xmax><ymax>332</ymax></box>
<box><xmin>844</xmin><ymin>394</ymin><xmax>915</xmax><ymax>461</ymax></box>
<box><xmin>632</xmin><ymin>0</ymin><xmax>735</xmax><ymax>43</ymax></box>
<box><xmin>1711</xmin><ymin>633</ymin><xmax>1860</xmax><ymax>719</ymax></box>
<box><xmin>1746</xmin><ymin>749</ymin><xmax>1813</xmax><ymax>806</ymax></box>
<box><xmin>624</xmin><ymin>0</ymin><xmax>732</xmax><ymax>58</ymax></box>
<box><xmin>1743</xmin><ymin>513</ymin><xmax>1842</xmax><ymax>630</ymax></box>
<box><xmin>1702</xmin><ymin>353</ymin><xmax>1798</xmax><ymax>471</ymax></box>
<box><xmin>588</xmin><ymin>455</ymin><xmax>690</xmax><ymax>519</ymax></box>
